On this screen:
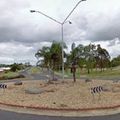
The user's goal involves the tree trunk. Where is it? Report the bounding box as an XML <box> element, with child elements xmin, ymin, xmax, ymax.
<box><xmin>73</xmin><ymin>71</ymin><xmax>76</xmax><ymax>82</ymax></box>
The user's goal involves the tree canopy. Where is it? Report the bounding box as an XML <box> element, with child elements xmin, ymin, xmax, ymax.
<box><xmin>35</xmin><ymin>41</ymin><xmax>112</xmax><ymax>74</ymax></box>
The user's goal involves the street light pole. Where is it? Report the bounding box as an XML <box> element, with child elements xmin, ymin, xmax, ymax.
<box><xmin>61</xmin><ymin>24</ymin><xmax>64</xmax><ymax>80</ymax></box>
<box><xmin>30</xmin><ymin>0</ymin><xmax>86</xmax><ymax>80</ymax></box>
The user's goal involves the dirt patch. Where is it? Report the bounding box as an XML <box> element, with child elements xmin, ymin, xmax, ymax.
<box><xmin>0</xmin><ymin>79</ymin><xmax>120</xmax><ymax>109</ymax></box>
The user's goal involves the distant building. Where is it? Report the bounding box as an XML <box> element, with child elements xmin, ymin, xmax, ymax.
<box><xmin>0</xmin><ymin>67</ymin><xmax>11</xmax><ymax>72</ymax></box>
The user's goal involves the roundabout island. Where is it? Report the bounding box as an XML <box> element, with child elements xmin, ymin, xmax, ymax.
<box><xmin>0</xmin><ymin>79</ymin><xmax>120</xmax><ymax>117</ymax></box>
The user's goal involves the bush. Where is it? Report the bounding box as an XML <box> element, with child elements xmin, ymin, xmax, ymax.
<box><xmin>10</xmin><ymin>63</ymin><xmax>22</xmax><ymax>72</ymax></box>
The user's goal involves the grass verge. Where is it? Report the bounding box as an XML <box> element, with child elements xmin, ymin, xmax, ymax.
<box><xmin>0</xmin><ymin>71</ymin><xmax>24</xmax><ymax>80</ymax></box>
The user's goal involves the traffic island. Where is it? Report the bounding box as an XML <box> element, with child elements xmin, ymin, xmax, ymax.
<box><xmin>0</xmin><ymin>79</ymin><xmax>120</xmax><ymax>116</ymax></box>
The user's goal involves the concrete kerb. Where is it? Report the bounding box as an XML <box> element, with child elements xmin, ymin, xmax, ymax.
<box><xmin>0</xmin><ymin>102</ymin><xmax>120</xmax><ymax>117</ymax></box>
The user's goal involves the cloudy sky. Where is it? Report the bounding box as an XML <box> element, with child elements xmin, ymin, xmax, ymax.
<box><xmin>0</xmin><ymin>0</ymin><xmax>120</xmax><ymax>65</ymax></box>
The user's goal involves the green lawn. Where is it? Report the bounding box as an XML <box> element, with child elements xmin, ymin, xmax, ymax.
<box><xmin>87</xmin><ymin>69</ymin><xmax>120</xmax><ymax>79</ymax></box>
<box><xmin>1</xmin><ymin>66</ymin><xmax>120</xmax><ymax>80</ymax></box>
<box><xmin>63</xmin><ymin>67</ymin><xmax>120</xmax><ymax>80</ymax></box>
<box><xmin>27</xmin><ymin>67</ymin><xmax>41</xmax><ymax>74</ymax></box>
<box><xmin>0</xmin><ymin>71</ymin><xmax>25</xmax><ymax>80</ymax></box>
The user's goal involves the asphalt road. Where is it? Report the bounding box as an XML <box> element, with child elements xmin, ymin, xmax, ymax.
<box><xmin>0</xmin><ymin>110</ymin><xmax>120</xmax><ymax>120</ymax></box>
<box><xmin>19</xmin><ymin>67</ymin><xmax>61</xmax><ymax>80</ymax></box>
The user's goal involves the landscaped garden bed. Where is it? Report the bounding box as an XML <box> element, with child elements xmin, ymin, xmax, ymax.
<box><xmin>0</xmin><ymin>79</ymin><xmax>120</xmax><ymax>109</ymax></box>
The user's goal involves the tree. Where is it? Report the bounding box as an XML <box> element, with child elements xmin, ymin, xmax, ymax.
<box><xmin>10</xmin><ymin>63</ymin><xmax>23</xmax><ymax>72</ymax></box>
<box><xmin>96</xmin><ymin>44</ymin><xmax>110</xmax><ymax>71</ymax></box>
<box><xmin>50</xmin><ymin>41</ymin><xmax>67</xmax><ymax>70</ymax></box>
<box><xmin>35</xmin><ymin>46</ymin><xmax>51</xmax><ymax>68</ymax></box>
<box><xmin>35</xmin><ymin>41</ymin><xmax>67</xmax><ymax>71</ymax></box>
<box><xmin>69</xmin><ymin>43</ymin><xmax>84</xmax><ymax>64</ymax></box>
<box><xmin>71</xmin><ymin>42</ymin><xmax>76</xmax><ymax>51</ymax></box>
<box><xmin>111</xmin><ymin>55</ymin><xmax>120</xmax><ymax>67</ymax></box>
<box><xmin>83</xmin><ymin>44</ymin><xmax>96</xmax><ymax>74</ymax></box>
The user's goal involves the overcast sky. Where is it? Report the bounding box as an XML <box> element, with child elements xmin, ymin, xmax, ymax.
<box><xmin>0</xmin><ymin>0</ymin><xmax>120</xmax><ymax>65</ymax></box>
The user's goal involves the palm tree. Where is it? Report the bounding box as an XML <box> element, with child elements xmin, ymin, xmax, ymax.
<box><xmin>50</xmin><ymin>41</ymin><xmax>67</xmax><ymax>70</ymax></box>
<box><xmin>35</xmin><ymin>41</ymin><xmax>67</xmax><ymax>72</ymax></box>
<box><xmin>35</xmin><ymin>46</ymin><xmax>51</xmax><ymax>68</ymax></box>
<box><xmin>70</xmin><ymin>44</ymin><xmax>84</xmax><ymax>62</ymax></box>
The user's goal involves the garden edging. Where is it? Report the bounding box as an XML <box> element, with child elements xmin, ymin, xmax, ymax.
<box><xmin>0</xmin><ymin>102</ymin><xmax>120</xmax><ymax>117</ymax></box>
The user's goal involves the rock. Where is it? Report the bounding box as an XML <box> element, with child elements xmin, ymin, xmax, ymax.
<box><xmin>52</xmin><ymin>77</ymin><xmax>58</xmax><ymax>81</ymax></box>
<box><xmin>85</xmin><ymin>78</ymin><xmax>92</xmax><ymax>83</ymax></box>
<box><xmin>112</xmin><ymin>80</ymin><xmax>119</xmax><ymax>83</ymax></box>
<box><xmin>49</xmin><ymin>77</ymin><xmax>58</xmax><ymax>81</ymax></box>
<box><xmin>14</xmin><ymin>81</ymin><xmax>23</xmax><ymax>85</ymax></box>
<box><xmin>25</xmin><ymin>88</ymin><xmax>45</xmax><ymax>94</ymax></box>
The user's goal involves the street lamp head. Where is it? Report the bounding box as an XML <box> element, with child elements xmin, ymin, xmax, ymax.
<box><xmin>81</xmin><ymin>0</ymin><xmax>87</xmax><ymax>1</ymax></box>
<box><xmin>30</xmin><ymin>10</ymin><xmax>36</xmax><ymax>13</ymax></box>
<box><xmin>64</xmin><ymin>21</ymin><xmax>72</xmax><ymax>24</ymax></box>
<box><xmin>69</xmin><ymin>21</ymin><xmax>72</xmax><ymax>24</ymax></box>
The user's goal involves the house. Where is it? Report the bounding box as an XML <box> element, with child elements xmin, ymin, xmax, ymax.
<box><xmin>0</xmin><ymin>67</ymin><xmax>11</xmax><ymax>72</ymax></box>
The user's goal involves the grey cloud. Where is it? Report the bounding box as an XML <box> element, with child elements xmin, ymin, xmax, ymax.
<box><xmin>0</xmin><ymin>19</ymin><xmax>60</xmax><ymax>45</ymax></box>
<box><xmin>71</xmin><ymin>8</ymin><xmax>120</xmax><ymax>42</ymax></box>
<box><xmin>85</xmin><ymin>12</ymin><xmax>120</xmax><ymax>41</ymax></box>
<box><xmin>0</xmin><ymin>0</ymin><xmax>30</xmax><ymax>11</ymax></box>
<box><xmin>0</xmin><ymin>0</ymin><xmax>83</xmax><ymax>46</ymax></box>
<box><xmin>74</xmin><ymin>15</ymin><xmax>88</xmax><ymax>31</ymax></box>
<box><xmin>107</xmin><ymin>40</ymin><xmax>116</xmax><ymax>47</ymax></box>
<box><xmin>107</xmin><ymin>38</ymin><xmax>120</xmax><ymax>47</ymax></box>
<box><xmin>0</xmin><ymin>42</ymin><xmax>37</xmax><ymax>64</ymax></box>
<box><xmin>86</xmin><ymin>25</ymin><xmax>120</xmax><ymax>41</ymax></box>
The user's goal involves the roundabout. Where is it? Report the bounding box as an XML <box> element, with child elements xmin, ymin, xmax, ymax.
<box><xmin>0</xmin><ymin>79</ymin><xmax>120</xmax><ymax>117</ymax></box>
